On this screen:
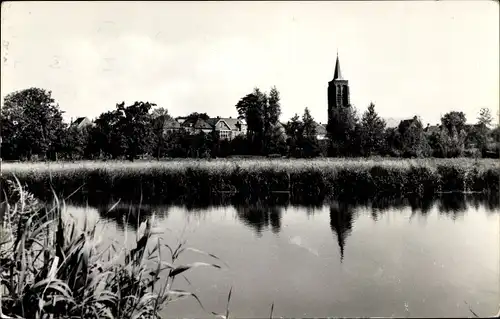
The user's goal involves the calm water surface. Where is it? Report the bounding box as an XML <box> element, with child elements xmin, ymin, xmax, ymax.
<box><xmin>64</xmin><ymin>196</ymin><xmax>499</xmax><ymax>318</ymax></box>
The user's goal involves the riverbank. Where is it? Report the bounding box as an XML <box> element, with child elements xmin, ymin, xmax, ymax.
<box><xmin>1</xmin><ymin>158</ymin><xmax>499</xmax><ymax>201</ymax></box>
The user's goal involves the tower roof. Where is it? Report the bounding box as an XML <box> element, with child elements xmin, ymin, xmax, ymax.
<box><xmin>333</xmin><ymin>53</ymin><xmax>343</xmax><ymax>80</ymax></box>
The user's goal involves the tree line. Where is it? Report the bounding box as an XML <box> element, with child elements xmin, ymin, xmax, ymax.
<box><xmin>1</xmin><ymin>87</ymin><xmax>499</xmax><ymax>161</ymax></box>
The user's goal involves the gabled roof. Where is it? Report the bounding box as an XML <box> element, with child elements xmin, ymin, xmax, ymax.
<box><xmin>182</xmin><ymin>118</ymin><xmax>213</xmax><ymax>130</ymax></box>
<box><xmin>73</xmin><ymin>117</ymin><xmax>88</xmax><ymax>125</ymax></box>
<box><xmin>314</xmin><ymin>122</ymin><xmax>327</xmax><ymax>135</ymax></box>
<box><xmin>205</xmin><ymin>118</ymin><xmax>219</xmax><ymax>127</ymax></box>
<box><xmin>207</xmin><ymin>117</ymin><xmax>246</xmax><ymax>131</ymax></box>
<box><xmin>384</xmin><ymin>117</ymin><xmax>405</xmax><ymax>128</ymax></box>
<box><xmin>221</xmin><ymin>117</ymin><xmax>244</xmax><ymax>130</ymax></box>
<box><xmin>70</xmin><ymin>117</ymin><xmax>91</xmax><ymax>129</ymax></box>
<box><xmin>397</xmin><ymin>116</ymin><xmax>420</xmax><ymax>131</ymax></box>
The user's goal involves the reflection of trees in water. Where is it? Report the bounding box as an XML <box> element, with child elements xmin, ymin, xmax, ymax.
<box><xmin>407</xmin><ymin>196</ymin><xmax>434</xmax><ymax>215</ymax></box>
<box><xmin>97</xmin><ymin>204</ymin><xmax>169</xmax><ymax>231</ymax></box>
<box><xmin>235</xmin><ymin>204</ymin><xmax>283</xmax><ymax>236</ymax></box>
<box><xmin>357</xmin><ymin>196</ymin><xmax>434</xmax><ymax>221</ymax></box>
<box><xmin>292</xmin><ymin>194</ymin><xmax>324</xmax><ymax>216</ymax></box>
<box><xmin>437</xmin><ymin>194</ymin><xmax>467</xmax><ymax>219</ymax></box>
<box><xmin>232</xmin><ymin>194</ymin><xmax>289</xmax><ymax>236</ymax></box>
<box><xmin>435</xmin><ymin>193</ymin><xmax>500</xmax><ymax>218</ymax></box>
<box><xmin>466</xmin><ymin>193</ymin><xmax>500</xmax><ymax>213</ymax></box>
<box><xmin>67</xmin><ymin>190</ymin><xmax>498</xmax><ymax>233</ymax></box>
<box><xmin>329</xmin><ymin>201</ymin><xmax>355</xmax><ymax>262</ymax></box>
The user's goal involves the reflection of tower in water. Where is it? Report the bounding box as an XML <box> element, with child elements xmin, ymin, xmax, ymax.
<box><xmin>235</xmin><ymin>205</ymin><xmax>283</xmax><ymax>236</ymax></box>
<box><xmin>97</xmin><ymin>203</ymin><xmax>168</xmax><ymax>231</ymax></box>
<box><xmin>329</xmin><ymin>201</ymin><xmax>355</xmax><ymax>262</ymax></box>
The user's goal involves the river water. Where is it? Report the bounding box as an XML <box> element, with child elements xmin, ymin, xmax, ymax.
<box><xmin>63</xmin><ymin>195</ymin><xmax>499</xmax><ymax>318</ymax></box>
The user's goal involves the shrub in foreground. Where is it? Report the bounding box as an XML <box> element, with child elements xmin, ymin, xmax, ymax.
<box><xmin>0</xmin><ymin>180</ymin><xmax>223</xmax><ymax>319</ymax></box>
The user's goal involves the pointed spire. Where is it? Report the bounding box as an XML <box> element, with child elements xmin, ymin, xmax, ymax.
<box><xmin>333</xmin><ymin>51</ymin><xmax>343</xmax><ymax>80</ymax></box>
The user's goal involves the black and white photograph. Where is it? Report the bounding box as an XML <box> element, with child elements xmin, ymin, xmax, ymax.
<box><xmin>1</xmin><ymin>1</ymin><xmax>499</xmax><ymax>318</ymax></box>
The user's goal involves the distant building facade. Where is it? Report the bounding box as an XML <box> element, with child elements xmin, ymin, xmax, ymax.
<box><xmin>314</xmin><ymin>122</ymin><xmax>328</xmax><ymax>140</ymax></box>
<box><xmin>164</xmin><ymin>116</ymin><xmax>248</xmax><ymax>140</ymax></box>
<box><xmin>206</xmin><ymin>117</ymin><xmax>247</xmax><ymax>140</ymax></box>
<box><xmin>70</xmin><ymin>117</ymin><xmax>92</xmax><ymax>130</ymax></box>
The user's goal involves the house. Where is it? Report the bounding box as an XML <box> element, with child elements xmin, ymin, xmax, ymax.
<box><xmin>70</xmin><ymin>117</ymin><xmax>92</xmax><ymax>130</ymax></box>
<box><xmin>388</xmin><ymin>116</ymin><xmax>425</xmax><ymax>134</ymax></box>
<box><xmin>175</xmin><ymin>117</ymin><xmax>188</xmax><ymax>124</ymax></box>
<box><xmin>206</xmin><ymin>117</ymin><xmax>248</xmax><ymax>140</ymax></box>
<box><xmin>384</xmin><ymin>117</ymin><xmax>405</xmax><ymax>129</ymax></box>
<box><xmin>275</xmin><ymin>122</ymin><xmax>287</xmax><ymax>136</ymax></box>
<box><xmin>314</xmin><ymin>122</ymin><xmax>328</xmax><ymax>140</ymax></box>
<box><xmin>181</xmin><ymin>117</ymin><xmax>213</xmax><ymax>135</ymax></box>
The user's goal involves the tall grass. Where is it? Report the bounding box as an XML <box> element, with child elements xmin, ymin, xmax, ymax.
<box><xmin>2</xmin><ymin>158</ymin><xmax>499</xmax><ymax>202</ymax></box>
<box><xmin>0</xmin><ymin>179</ymin><xmax>223</xmax><ymax>319</ymax></box>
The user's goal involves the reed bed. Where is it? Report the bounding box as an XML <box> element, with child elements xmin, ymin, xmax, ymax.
<box><xmin>0</xmin><ymin>179</ymin><xmax>224</xmax><ymax>319</ymax></box>
<box><xmin>2</xmin><ymin>158</ymin><xmax>499</xmax><ymax>202</ymax></box>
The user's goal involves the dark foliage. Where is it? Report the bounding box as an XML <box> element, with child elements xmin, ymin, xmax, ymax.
<box><xmin>2</xmin><ymin>87</ymin><xmax>498</xmax><ymax>160</ymax></box>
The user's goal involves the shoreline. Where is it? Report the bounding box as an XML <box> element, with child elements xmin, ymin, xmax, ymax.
<box><xmin>2</xmin><ymin>158</ymin><xmax>498</xmax><ymax>202</ymax></box>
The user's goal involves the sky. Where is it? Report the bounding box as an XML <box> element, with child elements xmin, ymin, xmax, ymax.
<box><xmin>1</xmin><ymin>1</ymin><xmax>499</xmax><ymax>126</ymax></box>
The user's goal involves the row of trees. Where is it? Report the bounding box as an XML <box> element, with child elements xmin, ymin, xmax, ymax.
<box><xmin>1</xmin><ymin>87</ymin><xmax>499</xmax><ymax>161</ymax></box>
<box><xmin>326</xmin><ymin>102</ymin><xmax>499</xmax><ymax>158</ymax></box>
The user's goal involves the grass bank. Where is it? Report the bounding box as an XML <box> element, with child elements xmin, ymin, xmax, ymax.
<box><xmin>1</xmin><ymin>158</ymin><xmax>499</xmax><ymax>202</ymax></box>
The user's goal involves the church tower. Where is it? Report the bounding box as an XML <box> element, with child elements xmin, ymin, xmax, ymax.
<box><xmin>327</xmin><ymin>53</ymin><xmax>350</xmax><ymax>114</ymax></box>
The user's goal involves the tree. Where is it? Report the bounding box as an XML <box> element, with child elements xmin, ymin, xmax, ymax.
<box><xmin>88</xmin><ymin>102</ymin><xmax>155</xmax><ymax>160</ymax></box>
<box><xmin>230</xmin><ymin>135</ymin><xmax>250</xmax><ymax>156</ymax></box>
<box><xmin>302</xmin><ymin>108</ymin><xmax>317</xmax><ymax>139</ymax></box>
<box><xmin>477</xmin><ymin>108</ymin><xmax>493</xmax><ymax>128</ymax></box>
<box><xmin>465</xmin><ymin>124</ymin><xmax>488</xmax><ymax>153</ymax></box>
<box><xmin>151</xmin><ymin>107</ymin><xmax>172</xmax><ymax>120</ymax></box>
<box><xmin>1</xmin><ymin>88</ymin><xmax>66</xmax><ymax>160</ymax></box>
<box><xmin>491</xmin><ymin>126</ymin><xmax>500</xmax><ymax>143</ymax></box>
<box><xmin>235</xmin><ymin>86</ymin><xmax>284</xmax><ymax>155</ymax></box>
<box><xmin>185</xmin><ymin>112</ymin><xmax>209</xmax><ymax>122</ymax></box>
<box><xmin>397</xmin><ymin>116</ymin><xmax>430</xmax><ymax>158</ymax></box>
<box><xmin>285</xmin><ymin>114</ymin><xmax>303</xmax><ymax>157</ymax></box>
<box><xmin>235</xmin><ymin>87</ymin><xmax>268</xmax><ymax>154</ymax></box>
<box><xmin>436</xmin><ymin>111</ymin><xmax>467</xmax><ymax>157</ymax></box>
<box><xmin>267</xmin><ymin>87</ymin><xmax>281</xmax><ymax>125</ymax></box>
<box><xmin>263</xmin><ymin>86</ymin><xmax>282</xmax><ymax>154</ymax></box>
<box><xmin>327</xmin><ymin>105</ymin><xmax>360</xmax><ymax>156</ymax></box>
<box><xmin>384</xmin><ymin>127</ymin><xmax>402</xmax><ymax>156</ymax></box>
<box><xmin>62</xmin><ymin>125</ymin><xmax>90</xmax><ymax>160</ymax></box>
<box><xmin>441</xmin><ymin>111</ymin><xmax>466</xmax><ymax>135</ymax></box>
<box><xmin>266</xmin><ymin>124</ymin><xmax>287</xmax><ymax>156</ymax></box>
<box><xmin>285</xmin><ymin>114</ymin><xmax>303</xmax><ymax>140</ymax></box>
<box><xmin>151</xmin><ymin>114</ymin><xmax>169</xmax><ymax>160</ymax></box>
<box><xmin>360</xmin><ymin>103</ymin><xmax>386</xmax><ymax>156</ymax></box>
<box><xmin>116</xmin><ymin>101</ymin><xmax>155</xmax><ymax>160</ymax></box>
<box><xmin>301</xmin><ymin>107</ymin><xmax>320</xmax><ymax>157</ymax></box>
<box><xmin>89</xmin><ymin>109</ymin><xmax>124</xmax><ymax>159</ymax></box>
<box><xmin>466</xmin><ymin>108</ymin><xmax>493</xmax><ymax>155</ymax></box>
